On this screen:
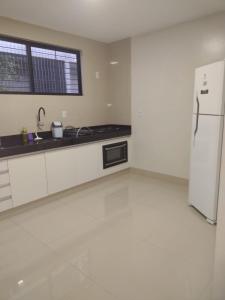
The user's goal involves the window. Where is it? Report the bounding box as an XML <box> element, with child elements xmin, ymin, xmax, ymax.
<box><xmin>0</xmin><ymin>36</ymin><xmax>82</xmax><ymax>95</ymax></box>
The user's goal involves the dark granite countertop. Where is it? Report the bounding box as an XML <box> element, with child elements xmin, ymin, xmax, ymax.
<box><xmin>0</xmin><ymin>125</ymin><xmax>131</xmax><ymax>159</ymax></box>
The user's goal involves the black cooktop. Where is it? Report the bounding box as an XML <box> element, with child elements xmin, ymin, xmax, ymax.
<box><xmin>64</xmin><ymin>125</ymin><xmax>125</xmax><ymax>137</ymax></box>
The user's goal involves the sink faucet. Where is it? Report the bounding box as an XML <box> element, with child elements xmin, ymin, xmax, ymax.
<box><xmin>37</xmin><ymin>107</ymin><xmax>46</xmax><ymax>130</ymax></box>
<box><xmin>35</xmin><ymin>107</ymin><xmax>46</xmax><ymax>141</ymax></box>
<box><xmin>76</xmin><ymin>127</ymin><xmax>91</xmax><ymax>138</ymax></box>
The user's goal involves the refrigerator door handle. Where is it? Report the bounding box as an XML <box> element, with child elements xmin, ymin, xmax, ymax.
<box><xmin>194</xmin><ymin>96</ymin><xmax>200</xmax><ymax>137</ymax></box>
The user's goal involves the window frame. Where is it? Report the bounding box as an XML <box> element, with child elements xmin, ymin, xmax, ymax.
<box><xmin>0</xmin><ymin>35</ymin><xmax>83</xmax><ymax>96</ymax></box>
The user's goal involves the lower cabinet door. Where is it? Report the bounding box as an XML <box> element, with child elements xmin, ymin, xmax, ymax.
<box><xmin>8</xmin><ymin>154</ymin><xmax>48</xmax><ymax>207</ymax></box>
<box><xmin>45</xmin><ymin>144</ymin><xmax>100</xmax><ymax>195</ymax></box>
<box><xmin>74</xmin><ymin>143</ymin><xmax>100</xmax><ymax>186</ymax></box>
<box><xmin>45</xmin><ymin>148</ymin><xmax>78</xmax><ymax>194</ymax></box>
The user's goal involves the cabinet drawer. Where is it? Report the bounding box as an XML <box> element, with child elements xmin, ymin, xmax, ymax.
<box><xmin>0</xmin><ymin>172</ymin><xmax>10</xmax><ymax>186</ymax></box>
<box><xmin>0</xmin><ymin>160</ymin><xmax>8</xmax><ymax>172</ymax></box>
<box><xmin>0</xmin><ymin>185</ymin><xmax>11</xmax><ymax>199</ymax></box>
<box><xmin>0</xmin><ymin>198</ymin><xmax>13</xmax><ymax>213</ymax></box>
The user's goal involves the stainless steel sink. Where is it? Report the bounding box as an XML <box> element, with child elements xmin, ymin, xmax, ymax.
<box><xmin>34</xmin><ymin>137</ymin><xmax>59</xmax><ymax>144</ymax></box>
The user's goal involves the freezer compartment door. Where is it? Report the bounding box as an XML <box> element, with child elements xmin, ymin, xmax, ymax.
<box><xmin>189</xmin><ymin>115</ymin><xmax>224</xmax><ymax>221</ymax></box>
<box><xmin>193</xmin><ymin>61</ymin><xmax>225</xmax><ymax>115</ymax></box>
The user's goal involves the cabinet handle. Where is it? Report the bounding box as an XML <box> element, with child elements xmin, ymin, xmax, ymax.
<box><xmin>0</xmin><ymin>183</ymin><xmax>10</xmax><ymax>189</ymax></box>
<box><xmin>105</xmin><ymin>145</ymin><xmax>126</xmax><ymax>151</ymax></box>
<box><xmin>0</xmin><ymin>195</ymin><xmax>11</xmax><ymax>203</ymax></box>
<box><xmin>0</xmin><ymin>170</ymin><xmax>8</xmax><ymax>175</ymax></box>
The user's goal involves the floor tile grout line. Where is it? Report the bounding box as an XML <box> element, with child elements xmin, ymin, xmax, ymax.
<box><xmin>1</xmin><ymin>217</ymin><xmax>121</xmax><ymax>299</ymax></box>
<box><xmin>9</xmin><ymin>217</ymin><xmax>60</xmax><ymax>253</ymax></box>
<box><xmin>0</xmin><ymin>171</ymin><xmax>216</xmax><ymax>300</ymax></box>
<box><xmin>69</xmin><ymin>262</ymin><xmax>122</xmax><ymax>300</ymax></box>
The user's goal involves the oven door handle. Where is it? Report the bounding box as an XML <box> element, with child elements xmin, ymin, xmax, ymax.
<box><xmin>105</xmin><ymin>144</ymin><xmax>126</xmax><ymax>151</ymax></box>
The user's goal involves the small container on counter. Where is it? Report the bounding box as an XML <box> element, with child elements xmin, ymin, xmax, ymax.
<box><xmin>21</xmin><ymin>128</ymin><xmax>28</xmax><ymax>144</ymax></box>
<box><xmin>52</xmin><ymin>121</ymin><xmax>63</xmax><ymax>139</ymax></box>
<box><xmin>28</xmin><ymin>133</ymin><xmax>34</xmax><ymax>142</ymax></box>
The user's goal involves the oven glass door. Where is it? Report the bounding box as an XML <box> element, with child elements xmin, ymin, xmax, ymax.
<box><xmin>103</xmin><ymin>141</ymin><xmax>128</xmax><ymax>169</ymax></box>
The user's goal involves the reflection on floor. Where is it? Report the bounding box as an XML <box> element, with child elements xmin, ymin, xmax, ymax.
<box><xmin>0</xmin><ymin>170</ymin><xmax>216</xmax><ymax>300</ymax></box>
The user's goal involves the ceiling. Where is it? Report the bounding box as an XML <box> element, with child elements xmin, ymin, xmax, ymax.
<box><xmin>0</xmin><ymin>0</ymin><xmax>225</xmax><ymax>43</ymax></box>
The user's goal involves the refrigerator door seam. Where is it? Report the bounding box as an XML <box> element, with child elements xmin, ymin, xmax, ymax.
<box><xmin>196</xmin><ymin>114</ymin><xmax>225</xmax><ymax>116</ymax></box>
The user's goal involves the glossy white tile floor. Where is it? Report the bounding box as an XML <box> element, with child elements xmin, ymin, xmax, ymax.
<box><xmin>0</xmin><ymin>170</ymin><xmax>216</xmax><ymax>300</ymax></box>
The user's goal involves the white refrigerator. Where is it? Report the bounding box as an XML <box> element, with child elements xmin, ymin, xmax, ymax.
<box><xmin>189</xmin><ymin>61</ymin><xmax>225</xmax><ymax>224</ymax></box>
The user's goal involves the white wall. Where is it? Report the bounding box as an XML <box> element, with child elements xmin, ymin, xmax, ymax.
<box><xmin>108</xmin><ymin>39</ymin><xmax>131</xmax><ymax>125</ymax></box>
<box><xmin>131</xmin><ymin>12</ymin><xmax>225</xmax><ymax>179</ymax></box>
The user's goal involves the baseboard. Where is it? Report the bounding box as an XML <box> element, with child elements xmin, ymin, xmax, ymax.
<box><xmin>130</xmin><ymin>168</ymin><xmax>189</xmax><ymax>185</ymax></box>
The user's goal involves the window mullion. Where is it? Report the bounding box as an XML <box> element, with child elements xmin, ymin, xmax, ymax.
<box><xmin>77</xmin><ymin>52</ymin><xmax>83</xmax><ymax>95</ymax></box>
<box><xmin>26</xmin><ymin>44</ymin><xmax>35</xmax><ymax>93</ymax></box>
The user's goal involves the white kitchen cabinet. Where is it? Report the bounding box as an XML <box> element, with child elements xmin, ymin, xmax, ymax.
<box><xmin>73</xmin><ymin>143</ymin><xmax>100</xmax><ymax>185</ymax></box>
<box><xmin>0</xmin><ymin>160</ymin><xmax>8</xmax><ymax>172</ymax></box>
<box><xmin>0</xmin><ymin>198</ymin><xmax>13</xmax><ymax>213</ymax></box>
<box><xmin>0</xmin><ymin>136</ymin><xmax>131</xmax><ymax>213</ymax></box>
<box><xmin>0</xmin><ymin>185</ymin><xmax>11</xmax><ymax>199</ymax></box>
<box><xmin>45</xmin><ymin>143</ymin><xmax>100</xmax><ymax>195</ymax></box>
<box><xmin>0</xmin><ymin>159</ymin><xmax>12</xmax><ymax>212</ymax></box>
<box><xmin>8</xmin><ymin>154</ymin><xmax>48</xmax><ymax>207</ymax></box>
<box><xmin>0</xmin><ymin>172</ymin><xmax>10</xmax><ymax>186</ymax></box>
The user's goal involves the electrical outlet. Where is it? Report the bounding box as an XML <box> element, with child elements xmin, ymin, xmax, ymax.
<box><xmin>138</xmin><ymin>110</ymin><xmax>144</xmax><ymax>118</ymax></box>
<box><xmin>62</xmin><ymin>110</ymin><xmax>67</xmax><ymax>118</ymax></box>
<box><xmin>95</xmin><ymin>72</ymin><xmax>100</xmax><ymax>79</ymax></box>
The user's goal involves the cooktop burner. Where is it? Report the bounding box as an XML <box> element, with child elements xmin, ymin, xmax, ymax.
<box><xmin>64</xmin><ymin>127</ymin><xmax>92</xmax><ymax>137</ymax></box>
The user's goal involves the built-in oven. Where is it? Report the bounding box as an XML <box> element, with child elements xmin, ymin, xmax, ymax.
<box><xmin>103</xmin><ymin>141</ymin><xmax>128</xmax><ymax>169</ymax></box>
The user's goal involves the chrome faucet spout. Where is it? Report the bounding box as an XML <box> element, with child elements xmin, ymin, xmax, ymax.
<box><xmin>38</xmin><ymin>107</ymin><xmax>45</xmax><ymax>121</ymax></box>
<box><xmin>37</xmin><ymin>107</ymin><xmax>46</xmax><ymax>130</ymax></box>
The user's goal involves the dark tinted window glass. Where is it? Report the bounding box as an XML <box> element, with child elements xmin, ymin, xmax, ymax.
<box><xmin>0</xmin><ymin>37</ymin><xmax>82</xmax><ymax>95</ymax></box>
<box><xmin>0</xmin><ymin>40</ymin><xmax>31</xmax><ymax>92</ymax></box>
<box><xmin>31</xmin><ymin>47</ymin><xmax>80</xmax><ymax>94</ymax></box>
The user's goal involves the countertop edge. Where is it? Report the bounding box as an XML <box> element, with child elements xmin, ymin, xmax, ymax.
<box><xmin>0</xmin><ymin>134</ymin><xmax>131</xmax><ymax>160</ymax></box>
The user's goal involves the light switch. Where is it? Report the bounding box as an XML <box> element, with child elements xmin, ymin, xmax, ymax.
<box><xmin>138</xmin><ymin>110</ymin><xmax>144</xmax><ymax>118</ymax></box>
<box><xmin>95</xmin><ymin>72</ymin><xmax>100</xmax><ymax>79</ymax></box>
<box><xmin>62</xmin><ymin>110</ymin><xmax>67</xmax><ymax>118</ymax></box>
